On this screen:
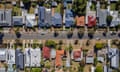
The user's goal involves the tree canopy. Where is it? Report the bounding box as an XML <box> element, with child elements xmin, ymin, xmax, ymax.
<box><xmin>95</xmin><ymin>65</ymin><xmax>103</xmax><ymax>72</ymax></box>
<box><xmin>45</xmin><ymin>40</ymin><xmax>57</xmax><ymax>48</ymax></box>
<box><xmin>106</xmin><ymin>15</ymin><xmax>113</xmax><ymax>26</ymax></box>
<box><xmin>72</xmin><ymin>0</ymin><xmax>87</xmax><ymax>16</ymax></box>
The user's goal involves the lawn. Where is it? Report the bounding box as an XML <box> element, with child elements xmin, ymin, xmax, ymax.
<box><xmin>12</xmin><ymin>6</ymin><xmax>21</xmax><ymax>16</ymax></box>
<box><xmin>55</xmin><ymin>4</ymin><xmax>62</xmax><ymax>13</ymax></box>
<box><xmin>110</xmin><ymin>3</ymin><xmax>116</xmax><ymax>10</ymax></box>
<box><xmin>90</xmin><ymin>3</ymin><xmax>96</xmax><ymax>11</ymax></box>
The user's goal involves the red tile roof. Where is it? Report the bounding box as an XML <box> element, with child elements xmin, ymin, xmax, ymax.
<box><xmin>55</xmin><ymin>50</ymin><xmax>64</xmax><ymax>67</ymax></box>
<box><xmin>43</xmin><ymin>47</ymin><xmax>51</xmax><ymax>59</ymax></box>
<box><xmin>73</xmin><ymin>48</ymin><xmax>82</xmax><ymax>59</ymax></box>
<box><xmin>76</xmin><ymin>16</ymin><xmax>85</xmax><ymax>26</ymax></box>
<box><xmin>88</xmin><ymin>16</ymin><xmax>96</xmax><ymax>27</ymax></box>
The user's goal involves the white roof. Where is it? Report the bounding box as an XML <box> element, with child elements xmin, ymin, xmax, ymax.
<box><xmin>25</xmin><ymin>48</ymin><xmax>41</xmax><ymax>67</ymax></box>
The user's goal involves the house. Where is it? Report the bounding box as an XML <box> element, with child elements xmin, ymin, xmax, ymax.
<box><xmin>65</xmin><ymin>9</ymin><xmax>74</xmax><ymax>27</ymax></box>
<box><xmin>45</xmin><ymin>8</ymin><xmax>52</xmax><ymax>27</ymax></box>
<box><xmin>50</xmin><ymin>48</ymin><xmax>56</xmax><ymax>59</ymax></box>
<box><xmin>108</xmin><ymin>48</ymin><xmax>119</xmax><ymax>69</ymax></box>
<box><xmin>0</xmin><ymin>9</ymin><xmax>12</xmax><ymax>26</ymax></box>
<box><xmin>13</xmin><ymin>16</ymin><xmax>24</xmax><ymax>26</ymax></box>
<box><xmin>86</xmin><ymin>11</ymin><xmax>96</xmax><ymax>27</ymax></box>
<box><xmin>38</xmin><ymin>6</ymin><xmax>45</xmax><ymax>27</ymax></box>
<box><xmin>15</xmin><ymin>48</ymin><xmax>24</xmax><ymax>70</ymax></box>
<box><xmin>71</xmin><ymin>48</ymin><xmax>83</xmax><ymax>61</ymax></box>
<box><xmin>0</xmin><ymin>68</ymin><xmax>5</xmax><ymax>72</ymax></box>
<box><xmin>7</xmin><ymin>49</ymin><xmax>15</xmax><ymax>64</ymax></box>
<box><xmin>63</xmin><ymin>2</ymin><xmax>67</xmax><ymax>9</ymax></box>
<box><xmin>7</xmin><ymin>64</ymin><xmax>14</xmax><ymax>72</ymax></box>
<box><xmin>103</xmin><ymin>65</ymin><xmax>113</xmax><ymax>72</ymax></box>
<box><xmin>0</xmin><ymin>48</ymin><xmax>7</xmax><ymax>61</ymax></box>
<box><xmin>109</xmin><ymin>11</ymin><xmax>120</xmax><ymax>27</ymax></box>
<box><xmin>51</xmin><ymin>1</ymin><xmax>57</xmax><ymax>7</ymax></box>
<box><xmin>26</xmin><ymin>14</ymin><xmax>37</xmax><ymax>27</ymax></box>
<box><xmin>96</xmin><ymin>2</ymin><xmax>108</xmax><ymax>27</ymax></box>
<box><xmin>43</xmin><ymin>47</ymin><xmax>51</xmax><ymax>59</ymax></box>
<box><xmin>55</xmin><ymin>50</ymin><xmax>64</xmax><ymax>67</ymax></box>
<box><xmin>97</xmin><ymin>49</ymin><xmax>106</xmax><ymax>63</ymax></box>
<box><xmin>86</xmin><ymin>49</ymin><xmax>94</xmax><ymax>64</ymax></box>
<box><xmin>76</xmin><ymin>16</ymin><xmax>85</xmax><ymax>27</ymax></box>
<box><xmin>52</xmin><ymin>13</ymin><xmax>62</xmax><ymax>27</ymax></box>
<box><xmin>24</xmin><ymin>48</ymin><xmax>41</xmax><ymax>67</ymax></box>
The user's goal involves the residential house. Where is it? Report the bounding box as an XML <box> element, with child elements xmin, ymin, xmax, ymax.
<box><xmin>24</xmin><ymin>48</ymin><xmax>41</xmax><ymax>67</ymax></box>
<box><xmin>0</xmin><ymin>9</ymin><xmax>12</xmax><ymax>26</ymax></box>
<box><xmin>65</xmin><ymin>9</ymin><xmax>74</xmax><ymax>27</ymax></box>
<box><xmin>108</xmin><ymin>48</ymin><xmax>119</xmax><ymax>69</ymax></box>
<box><xmin>97</xmin><ymin>49</ymin><xmax>106</xmax><ymax>63</ymax></box>
<box><xmin>43</xmin><ymin>47</ymin><xmax>51</xmax><ymax>60</ymax></box>
<box><xmin>71</xmin><ymin>48</ymin><xmax>83</xmax><ymax>61</ymax></box>
<box><xmin>96</xmin><ymin>2</ymin><xmax>108</xmax><ymax>27</ymax></box>
<box><xmin>86</xmin><ymin>49</ymin><xmax>94</xmax><ymax>64</ymax></box>
<box><xmin>45</xmin><ymin>8</ymin><xmax>52</xmax><ymax>27</ymax></box>
<box><xmin>26</xmin><ymin>14</ymin><xmax>37</xmax><ymax>27</ymax></box>
<box><xmin>55</xmin><ymin>50</ymin><xmax>64</xmax><ymax>67</ymax></box>
<box><xmin>7</xmin><ymin>64</ymin><xmax>14</xmax><ymax>72</ymax></box>
<box><xmin>0</xmin><ymin>68</ymin><xmax>5</xmax><ymax>72</ymax></box>
<box><xmin>0</xmin><ymin>48</ymin><xmax>7</xmax><ymax>61</ymax></box>
<box><xmin>109</xmin><ymin>11</ymin><xmax>120</xmax><ymax>27</ymax></box>
<box><xmin>86</xmin><ymin>11</ymin><xmax>96</xmax><ymax>27</ymax></box>
<box><xmin>13</xmin><ymin>16</ymin><xmax>24</xmax><ymax>26</ymax></box>
<box><xmin>76</xmin><ymin>16</ymin><xmax>85</xmax><ymax>27</ymax></box>
<box><xmin>51</xmin><ymin>1</ymin><xmax>57</xmax><ymax>7</ymax></box>
<box><xmin>38</xmin><ymin>6</ymin><xmax>45</xmax><ymax>27</ymax></box>
<box><xmin>52</xmin><ymin>13</ymin><xmax>62</xmax><ymax>27</ymax></box>
<box><xmin>7</xmin><ymin>49</ymin><xmax>15</xmax><ymax>64</ymax></box>
<box><xmin>15</xmin><ymin>48</ymin><xmax>24</xmax><ymax>70</ymax></box>
<box><xmin>50</xmin><ymin>48</ymin><xmax>56</xmax><ymax>59</ymax></box>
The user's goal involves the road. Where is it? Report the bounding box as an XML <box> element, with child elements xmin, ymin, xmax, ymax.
<box><xmin>2</xmin><ymin>31</ymin><xmax>120</xmax><ymax>40</ymax></box>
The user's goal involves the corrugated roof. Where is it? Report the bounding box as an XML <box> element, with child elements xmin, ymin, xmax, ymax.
<box><xmin>55</xmin><ymin>50</ymin><xmax>64</xmax><ymax>67</ymax></box>
<box><xmin>53</xmin><ymin>13</ymin><xmax>62</xmax><ymax>27</ymax></box>
<box><xmin>43</xmin><ymin>47</ymin><xmax>51</xmax><ymax>59</ymax></box>
<box><xmin>13</xmin><ymin>16</ymin><xmax>23</xmax><ymax>26</ymax></box>
<box><xmin>76</xmin><ymin>16</ymin><xmax>85</xmax><ymax>26</ymax></box>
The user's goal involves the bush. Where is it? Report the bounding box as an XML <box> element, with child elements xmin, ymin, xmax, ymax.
<box><xmin>45</xmin><ymin>40</ymin><xmax>57</xmax><ymax>48</ymax></box>
<box><xmin>95</xmin><ymin>43</ymin><xmax>104</xmax><ymax>50</ymax></box>
<box><xmin>95</xmin><ymin>65</ymin><xmax>103</xmax><ymax>72</ymax></box>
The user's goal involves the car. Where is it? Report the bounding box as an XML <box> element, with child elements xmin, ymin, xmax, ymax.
<box><xmin>40</xmin><ymin>31</ymin><xmax>47</xmax><ymax>35</ymax></box>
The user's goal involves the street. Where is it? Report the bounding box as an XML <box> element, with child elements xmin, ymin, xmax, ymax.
<box><xmin>3</xmin><ymin>31</ymin><xmax>120</xmax><ymax>40</ymax></box>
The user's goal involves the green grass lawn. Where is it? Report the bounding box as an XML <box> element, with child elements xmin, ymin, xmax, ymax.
<box><xmin>110</xmin><ymin>3</ymin><xmax>116</xmax><ymax>10</ymax></box>
<box><xmin>90</xmin><ymin>3</ymin><xmax>96</xmax><ymax>11</ymax></box>
<box><xmin>55</xmin><ymin>4</ymin><xmax>61</xmax><ymax>13</ymax></box>
<box><xmin>12</xmin><ymin>6</ymin><xmax>21</xmax><ymax>16</ymax></box>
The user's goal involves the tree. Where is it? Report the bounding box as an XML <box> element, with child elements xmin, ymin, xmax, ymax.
<box><xmin>106</xmin><ymin>15</ymin><xmax>113</xmax><ymax>26</ymax></box>
<box><xmin>88</xmin><ymin>31</ymin><xmax>94</xmax><ymax>39</ymax></box>
<box><xmin>72</xmin><ymin>0</ymin><xmax>87</xmax><ymax>16</ymax></box>
<box><xmin>22</xmin><ymin>0</ymin><xmax>30</xmax><ymax>3</ymax></box>
<box><xmin>95</xmin><ymin>65</ymin><xmax>103</xmax><ymax>72</ymax></box>
<box><xmin>45</xmin><ymin>40</ymin><xmax>57</xmax><ymax>48</ymax></box>
<box><xmin>68</xmin><ymin>44</ymin><xmax>73</xmax><ymax>54</ymax></box>
<box><xmin>95</xmin><ymin>43</ymin><xmax>104</xmax><ymax>50</ymax></box>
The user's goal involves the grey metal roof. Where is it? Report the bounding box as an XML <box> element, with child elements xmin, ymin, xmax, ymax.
<box><xmin>13</xmin><ymin>16</ymin><xmax>23</xmax><ymax>26</ymax></box>
<box><xmin>45</xmin><ymin>9</ymin><xmax>52</xmax><ymax>25</ymax></box>
<box><xmin>38</xmin><ymin>6</ymin><xmax>45</xmax><ymax>22</ymax></box>
<box><xmin>25</xmin><ymin>48</ymin><xmax>41</xmax><ymax>67</ymax></box>
<box><xmin>108</xmin><ymin>48</ymin><xmax>119</xmax><ymax>69</ymax></box>
<box><xmin>0</xmin><ymin>9</ymin><xmax>12</xmax><ymax>26</ymax></box>
<box><xmin>7</xmin><ymin>49</ymin><xmax>15</xmax><ymax>64</ymax></box>
<box><xmin>86</xmin><ymin>56</ymin><xmax>94</xmax><ymax>64</ymax></box>
<box><xmin>15</xmin><ymin>48</ymin><xmax>24</xmax><ymax>70</ymax></box>
<box><xmin>0</xmin><ymin>68</ymin><xmax>5</xmax><ymax>72</ymax></box>
<box><xmin>0</xmin><ymin>48</ymin><xmax>7</xmax><ymax>61</ymax></box>
<box><xmin>97</xmin><ymin>9</ymin><xmax>108</xmax><ymax>27</ymax></box>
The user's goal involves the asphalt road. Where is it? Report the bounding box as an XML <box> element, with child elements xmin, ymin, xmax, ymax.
<box><xmin>2</xmin><ymin>31</ymin><xmax>120</xmax><ymax>40</ymax></box>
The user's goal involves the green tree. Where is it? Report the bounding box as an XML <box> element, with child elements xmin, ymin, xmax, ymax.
<box><xmin>72</xmin><ymin>0</ymin><xmax>87</xmax><ymax>16</ymax></box>
<box><xmin>22</xmin><ymin>0</ymin><xmax>30</xmax><ymax>3</ymax></box>
<box><xmin>95</xmin><ymin>43</ymin><xmax>104</xmax><ymax>50</ymax></box>
<box><xmin>45</xmin><ymin>40</ymin><xmax>57</xmax><ymax>48</ymax></box>
<box><xmin>95</xmin><ymin>65</ymin><xmax>103</xmax><ymax>72</ymax></box>
<box><xmin>106</xmin><ymin>15</ymin><xmax>113</xmax><ymax>26</ymax></box>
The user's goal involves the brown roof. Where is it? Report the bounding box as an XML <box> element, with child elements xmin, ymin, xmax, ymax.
<box><xmin>55</xmin><ymin>50</ymin><xmax>64</xmax><ymax>67</ymax></box>
<box><xmin>76</xmin><ymin>16</ymin><xmax>85</xmax><ymax>26</ymax></box>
